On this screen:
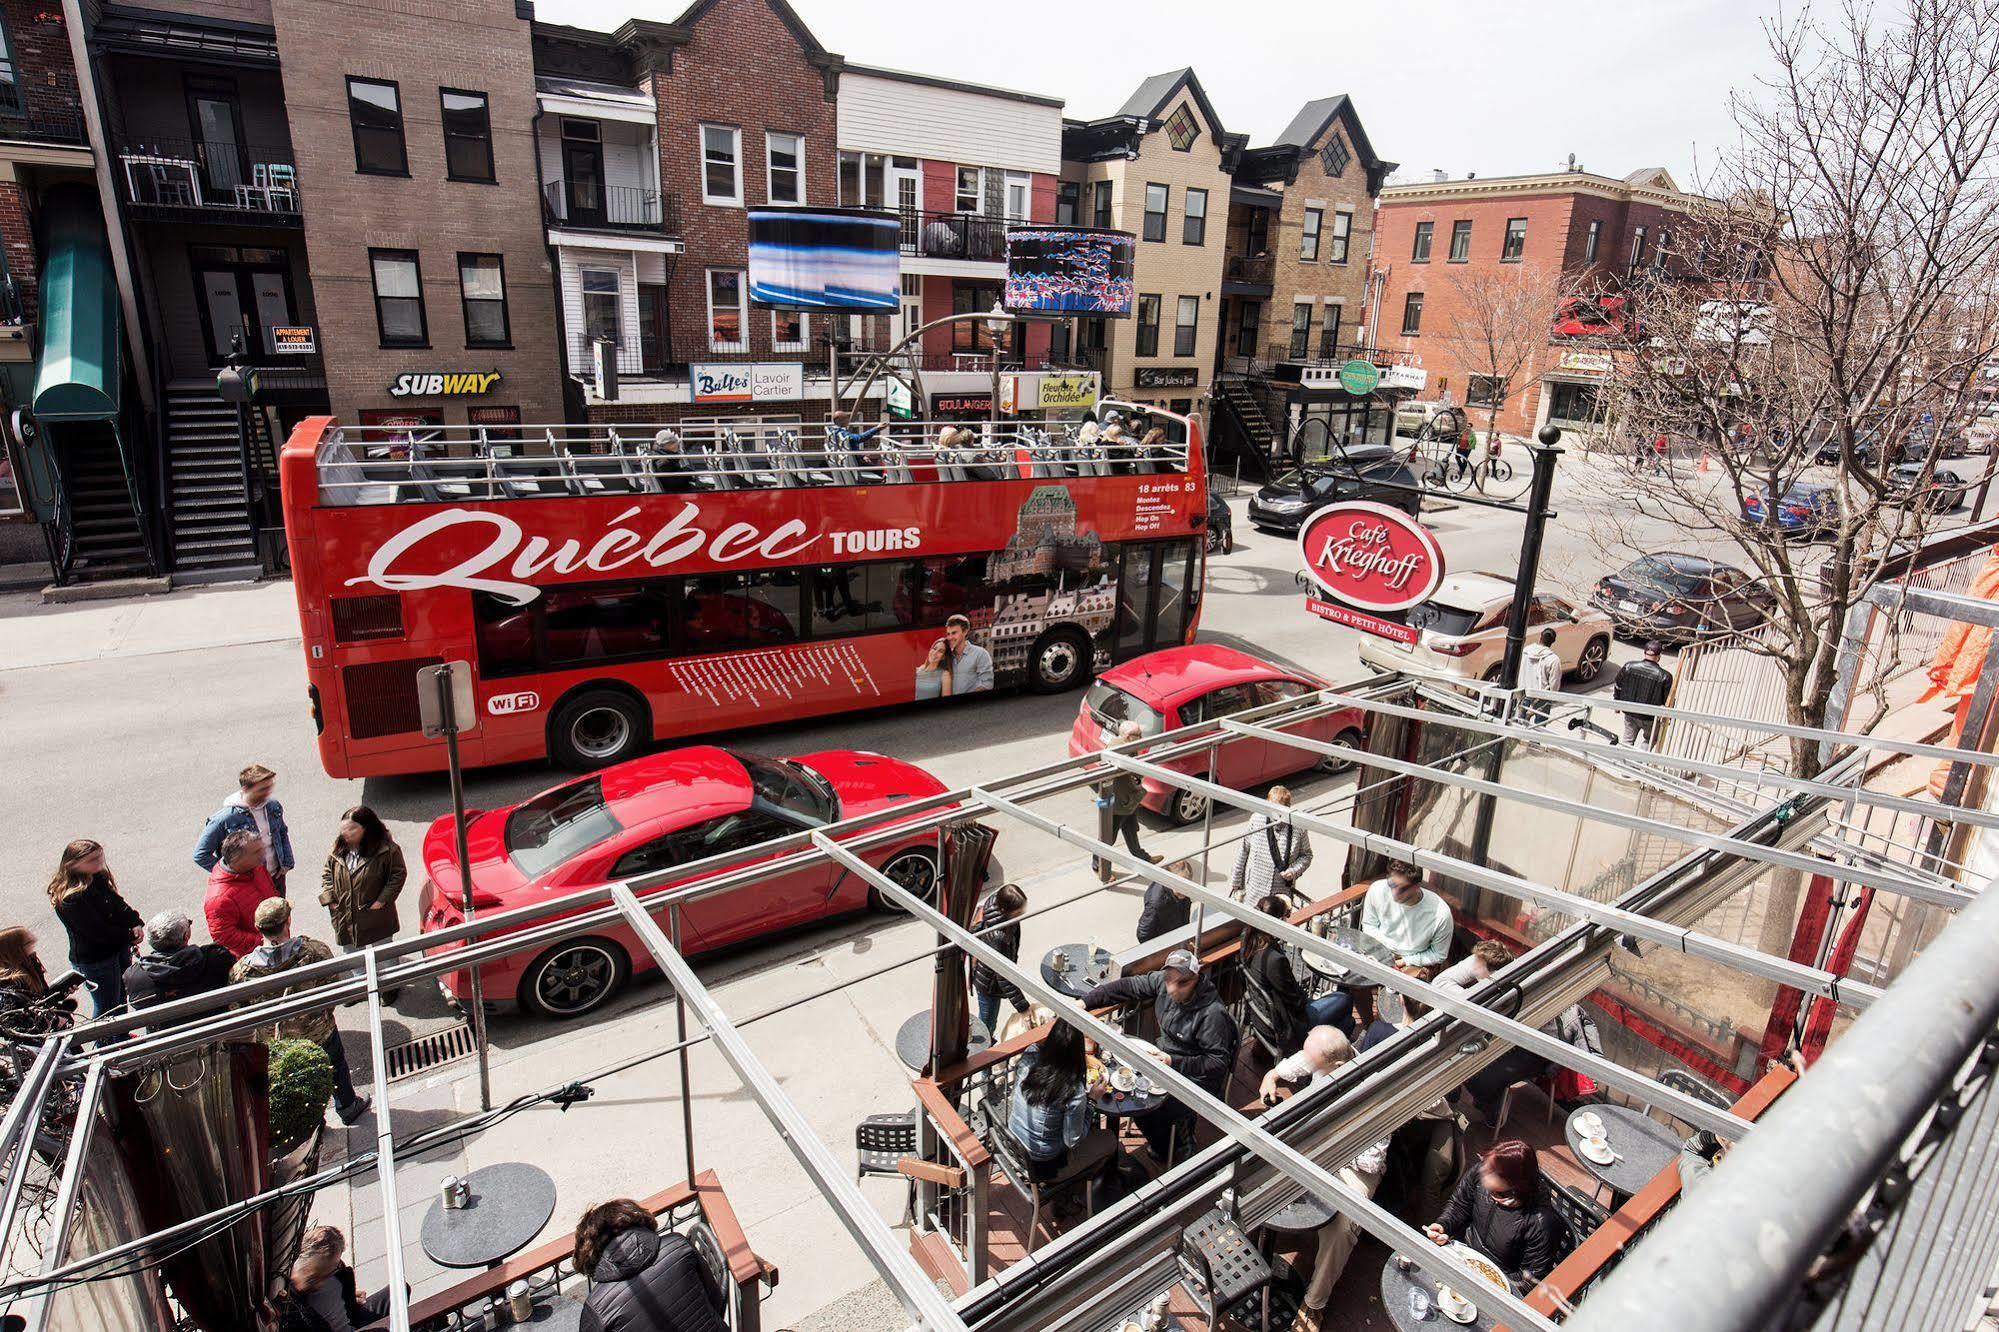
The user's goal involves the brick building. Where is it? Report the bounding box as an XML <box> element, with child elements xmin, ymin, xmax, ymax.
<box><xmin>1373</xmin><ymin>166</ymin><xmax>1703</xmax><ymax>437</ymax></box>
<box><xmin>1061</xmin><ymin>69</ymin><xmax>1241</xmax><ymax>419</ymax></box>
<box><xmin>1211</xmin><ymin>94</ymin><xmax>1399</xmax><ymax>472</ymax></box>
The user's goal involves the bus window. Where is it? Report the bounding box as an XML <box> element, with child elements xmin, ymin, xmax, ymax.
<box><xmin>916</xmin><ymin>554</ymin><xmax>994</xmax><ymax>627</ymax></box>
<box><xmin>809</xmin><ymin>561</ymin><xmax>921</xmax><ymax>638</ymax></box>
<box><xmin>679</xmin><ymin>570</ymin><xmax>804</xmax><ymax>653</ymax></box>
<box><xmin>542</xmin><ymin>585</ymin><xmax>671</xmax><ymax>666</ymax></box>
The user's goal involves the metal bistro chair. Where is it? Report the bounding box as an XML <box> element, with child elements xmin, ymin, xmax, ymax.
<box><xmin>1656</xmin><ymin>1068</ymin><xmax>1734</xmax><ymax>1111</ymax></box>
<box><xmin>1545</xmin><ymin>1178</ymin><xmax>1608</xmax><ymax>1264</ymax></box>
<box><xmin>983</xmin><ymin>1116</ymin><xmax>1099</xmax><ymax>1253</ymax></box>
<box><xmin>855</xmin><ymin>1110</ymin><xmax>920</xmax><ymax>1227</ymax></box>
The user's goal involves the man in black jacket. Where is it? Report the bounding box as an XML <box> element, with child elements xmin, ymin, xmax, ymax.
<box><xmin>969</xmin><ymin>883</ymin><xmax>1028</xmax><ymax>1033</ymax></box>
<box><xmin>1082</xmin><ymin>950</ymin><xmax>1236</xmax><ymax>1164</ymax></box>
<box><xmin>122</xmin><ymin>910</ymin><xmax>234</xmax><ymax>1012</ymax></box>
<box><xmin>1134</xmin><ymin>860</ymin><xmax>1193</xmax><ymax>944</ymax></box>
<box><xmin>577</xmin><ymin>1199</ymin><xmax>725</xmax><ymax>1332</ymax></box>
<box><xmin>1611</xmin><ymin>641</ymin><xmax>1674</xmax><ymax>748</ymax></box>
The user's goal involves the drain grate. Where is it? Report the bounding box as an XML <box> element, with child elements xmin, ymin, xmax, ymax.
<box><xmin>383</xmin><ymin>1023</ymin><xmax>477</xmax><ymax>1082</ymax></box>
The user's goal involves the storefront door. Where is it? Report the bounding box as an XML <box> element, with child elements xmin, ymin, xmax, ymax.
<box><xmin>192</xmin><ymin>246</ymin><xmax>295</xmax><ymax>364</ymax></box>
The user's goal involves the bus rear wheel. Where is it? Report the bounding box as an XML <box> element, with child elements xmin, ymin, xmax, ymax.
<box><xmin>1029</xmin><ymin>628</ymin><xmax>1093</xmax><ymax>694</ymax></box>
<box><xmin>550</xmin><ymin>688</ymin><xmax>648</xmax><ymax>770</ymax></box>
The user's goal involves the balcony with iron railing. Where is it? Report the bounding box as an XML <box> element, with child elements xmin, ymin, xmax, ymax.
<box><xmin>542</xmin><ymin>180</ymin><xmax>680</xmax><ymax>235</ymax></box>
<box><xmin>1223</xmin><ymin>253</ymin><xmax>1275</xmax><ymax>290</ymax></box>
<box><xmin>1264</xmin><ymin>339</ymin><xmax>1422</xmax><ymax>369</ymax></box>
<box><xmin>899</xmin><ymin>208</ymin><xmax>1011</xmax><ymax>263</ymax></box>
<box><xmin>112</xmin><ymin>135</ymin><xmax>300</xmax><ymax>224</ymax></box>
<box><xmin>0</xmin><ymin>95</ymin><xmax>88</xmax><ymax>148</ymax></box>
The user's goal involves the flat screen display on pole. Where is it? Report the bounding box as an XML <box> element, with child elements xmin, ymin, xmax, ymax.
<box><xmin>1004</xmin><ymin>228</ymin><xmax>1136</xmax><ymax>316</ymax></box>
<box><xmin>747</xmin><ymin>207</ymin><xmax>901</xmax><ymax>311</ymax></box>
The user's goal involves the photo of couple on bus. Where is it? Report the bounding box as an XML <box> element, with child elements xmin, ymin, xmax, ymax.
<box><xmin>914</xmin><ymin>614</ymin><xmax>994</xmax><ymax>699</ymax></box>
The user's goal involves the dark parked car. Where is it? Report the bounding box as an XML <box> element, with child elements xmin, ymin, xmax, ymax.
<box><xmin>1742</xmin><ymin>480</ymin><xmax>1840</xmax><ymax>537</ymax></box>
<box><xmin>1592</xmin><ymin>552</ymin><xmax>1778</xmax><ymax>643</ymax></box>
<box><xmin>1887</xmin><ymin>463</ymin><xmax>1971</xmax><ymax>512</ymax></box>
<box><xmin>1246</xmin><ymin>445</ymin><xmax>1422</xmax><ymax>534</ymax></box>
<box><xmin>1205</xmin><ymin>486</ymin><xmax>1234</xmax><ymax>553</ymax></box>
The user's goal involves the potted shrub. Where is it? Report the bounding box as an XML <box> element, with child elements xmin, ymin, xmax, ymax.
<box><xmin>267</xmin><ymin>1038</ymin><xmax>335</xmax><ymax>1153</ymax></box>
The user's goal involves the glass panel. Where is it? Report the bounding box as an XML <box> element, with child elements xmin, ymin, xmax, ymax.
<box><xmin>442</xmin><ymin>91</ymin><xmax>493</xmax><ymax>181</ymax></box>
<box><xmin>709</xmin><ymin>270</ymin><xmax>743</xmax><ymax>346</ymax></box>
<box><xmin>680</xmin><ymin>570</ymin><xmax>804</xmax><ymax>652</ymax></box>
<box><xmin>1155</xmin><ymin>540</ymin><xmax>1192</xmax><ymax>645</ymax></box>
<box><xmin>1114</xmin><ymin>544</ymin><xmax>1158</xmax><ymax>656</ymax></box>
<box><xmin>372</xmin><ymin>254</ymin><xmax>419</xmax><ymax>299</ymax></box>
<box><xmin>250</xmin><ymin>270</ymin><xmax>289</xmax><ymax>342</ymax></box>
<box><xmin>193</xmin><ymin>97</ymin><xmax>244</xmax><ymax>190</ymax></box>
<box><xmin>810</xmin><ymin>562</ymin><xmax>921</xmax><ymax>638</ymax></box>
<box><xmin>702</xmin><ymin>125</ymin><xmax>738</xmax><ymax>199</ymax></box>
<box><xmin>200</xmin><ymin>270</ymin><xmax>242</xmax><ymax>360</ymax></box>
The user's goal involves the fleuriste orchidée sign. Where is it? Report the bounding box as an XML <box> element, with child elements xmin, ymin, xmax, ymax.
<box><xmin>1296</xmin><ymin>501</ymin><xmax>1445</xmax><ymax>631</ymax></box>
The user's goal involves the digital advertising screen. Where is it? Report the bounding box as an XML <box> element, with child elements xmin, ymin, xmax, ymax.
<box><xmin>747</xmin><ymin>207</ymin><xmax>901</xmax><ymax>312</ymax></box>
<box><xmin>1004</xmin><ymin>228</ymin><xmax>1136</xmax><ymax>317</ymax></box>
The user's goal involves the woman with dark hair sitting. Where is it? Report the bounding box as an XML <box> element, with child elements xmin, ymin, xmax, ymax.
<box><xmin>1005</xmin><ymin>1020</ymin><xmax>1119</xmax><ymax>1185</ymax></box>
<box><xmin>1424</xmin><ymin>1139</ymin><xmax>1565</xmax><ymax>1286</ymax></box>
<box><xmin>576</xmin><ymin>1198</ymin><xmax>728</xmax><ymax>1332</ymax></box>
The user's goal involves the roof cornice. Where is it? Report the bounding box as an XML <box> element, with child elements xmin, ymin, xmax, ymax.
<box><xmin>1380</xmin><ymin>172</ymin><xmax>1707</xmax><ymax>210</ymax></box>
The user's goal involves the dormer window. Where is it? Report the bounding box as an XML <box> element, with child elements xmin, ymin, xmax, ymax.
<box><xmin>1320</xmin><ymin>136</ymin><xmax>1350</xmax><ymax>177</ymax></box>
<box><xmin>1165</xmin><ymin>103</ymin><xmax>1199</xmax><ymax>152</ymax></box>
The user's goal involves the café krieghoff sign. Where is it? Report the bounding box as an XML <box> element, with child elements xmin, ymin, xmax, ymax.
<box><xmin>388</xmin><ymin>371</ymin><xmax>504</xmax><ymax>398</ymax></box>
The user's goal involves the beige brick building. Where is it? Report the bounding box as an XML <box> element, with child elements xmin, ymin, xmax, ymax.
<box><xmin>1060</xmin><ymin>70</ymin><xmax>1239</xmax><ymax>419</ymax></box>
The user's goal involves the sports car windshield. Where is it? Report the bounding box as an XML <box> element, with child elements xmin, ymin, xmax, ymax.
<box><xmin>506</xmin><ymin>777</ymin><xmax>625</xmax><ymax>877</ymax></box>
<box><xmin>739</xmin><ymin>753</ymin><xmax>838</xmax><ymax>823</ymax></box>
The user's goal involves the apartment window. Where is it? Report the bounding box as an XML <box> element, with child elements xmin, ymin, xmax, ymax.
<box><xmin>1320</xmin><ymin>135</ymin><xmax>1350</xmax><ymax>178</ymax></box>
<box><xmin>1502</xmin><ymin>217</ymin><xmax>1527</xmax><ymax>262</ymax></box>
<box><xmin>1300</xmin><ymin>207</ymin><xmax>1323</xmax><ymax>261</ymax></box>
<box><xmin>1092</xmin><ymin>180</ymin><xmax>1113</xmax><ymax>228</ymax></box>
<box><xmin>765</xmin><ymin>132</ymin><xmax>803</xmax><ymax>204</ymax></box>
<box><xmin>580</xmin><ymin>269</ymin><xmax>620</xmax><ymax>352</ymax></box>
<box><xmin>347</xmin><ymin>78</ymin><xmax>406</xmax><ymax>176</ymax></box>
<box><xmin>956</xmin><ymin>166</ymin><xmax>983</xmax><ymax>213</ymax></box>
<box><xmin>951</xmin><ymin>281</ymin><xmax>1003</xmax><ymax>350</ymax></box>
<box><xmin>1400</xmin><ymin>291</ymin><xmax>1424</xmax><ymax>336</ymax></box>
<box><xmin>701</xmin><ymin>125</ymin><xmax>742</xmax><ymax>205</ymax></box>
<box><xmin>1654</xmin><ymin>227</ymin><xmax>1671</xmax><ymax>268</ymax></box>
<box><xmin>1164</xmin><ymin>103</ymin><xmax>1199</xmax><ymax>152</ymax></box>
<box><xmin>1173</xmin><ymin>295</ymin><xmax>1199</xmax><ymax>357</ymax></box>
<box><xmin>1468</xmin><ymin>375</ymin><xmax>1507</xmax><ymax>408</ymax></box>
<box><xmin>457</xmin><ymin>253</ymin><xmax>508</xmax><ymax>347</ymax></box>
<box><xmin>1288</xmin><ymin>301</ymin><xmax>1312</xmax><ymax>358</ymax></box>
<box><xmin>1183</xmin><ymin>188</ymin><xmax>1207</xmax><ymax>245</ymax></box>
<box><xmin>1448</xmin><ymin>220</ymin><xmax>1472</xmax><ymax>262</ymax></box>
<box><xmin>368</xmin><ymin>249</ymin><xmax>425</xmax><ymax>346</ymax></box>
<box><xmin>707</xmin><ymin>269</ymin><xmax>745</xmax><ymax>350</ymax></box>
<box><xmin>1143</xmin><ymin>184</ymin><xmax>1168</xmax><ymax>242</ymax></box>
<box><xmin>1056</xmin><ymin>180</ymin><xmax>1080</xmax><ymax>226</ymax></box>
<box><xmin>1135</xmin><ymin>294</ymin><xmax>1161</xmax><ymax>357</ymax></box>
<box><xmin>772</xmin><ymin>308</ymin><xmax>806</xmax><ymax>351</ymax></box>
<box><xmin>0</xmin><ymin>10</ymin><xmax>18</xmax><ymax>113</ymax></box>
<box><xmin>1582</xmin><ymin>218</ymin><xmax>1602</xmax><ymax>265</ymax></box>
<box><xmin>440</xmin><ymin>89</ymin><xmax>494</xmax><ymax>183</ymax></box>
<box><xmin>1630</xmin><ymin>225</ymin><xmax>1647</xmax><ymax>268</ymax></box>
<box><xmin>1411</xmin><ymin>221</ymin><xmax>1433</xmax><ymax>263</ymax></box>
<box><xmin>1319</xmin><ymin>303</ymin><xmax>1342</xmax><ymax>357</ymax></box>
<box><xmin>1328</xmin><ymin>210</ymin><xmax>1352</xmax><ymax>264</ymax></box>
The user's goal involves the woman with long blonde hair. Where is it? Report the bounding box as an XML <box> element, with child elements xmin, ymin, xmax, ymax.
<box><xmin>46</xmin><ymin>839</ymin><xmax>143</xmax><ymax>1018</ymax></box>
<box><xmin>0</xmin><ymin>926</ymin><xmax>48</xmax><ymax>1003</ymax></box>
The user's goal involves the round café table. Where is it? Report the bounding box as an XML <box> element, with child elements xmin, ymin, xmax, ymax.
<box><xmin>1564</xmin><ymin>1104</ymin><xmax>1683</xmax><ymax>1196</ymax></box>
<box><xmin>1380</xmin><ymin>1254</ymin><xmax>1501</xmax><ymax>1331</ymax></box>
<box><xmin>1041</xmin><ymin>944</ymin><xmax>1114</xmax><ymax>1000</ymax></box>
<box><xmin>1087</xmin><ymin>1079</ymin><xmax>1166</xmax><ymax>1121</ymax></box>
<box><xmin>420</xmin><ymin>1163</ymin><xmax>557</xmax><ymax>1269</ymax></box>
<box><xmin>1264</xmin><ymin>1194</ymin><xmax>1336</xmax><ymax>1235</ymax></box>
<box><xmin>894</xmin><ymin>1010</ymin><xmax>991</xmax><ymax>1071</ymax></box>
<box><xmin>1300</xmin><ymin>926</ymin><xmax>1396</xmax><ymax>986</ymax></box>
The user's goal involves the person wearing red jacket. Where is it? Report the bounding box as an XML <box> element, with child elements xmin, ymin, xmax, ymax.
<box><xmin>205</xmin><ymin>830</ymin><xmax>275</xmax><ymax>957</ymax></box>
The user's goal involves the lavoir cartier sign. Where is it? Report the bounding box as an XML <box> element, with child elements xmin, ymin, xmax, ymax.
<box><xmin>1296</xmin><ymin>501</ymin><xmax>1445</xmax><ymax>639</ymax></box>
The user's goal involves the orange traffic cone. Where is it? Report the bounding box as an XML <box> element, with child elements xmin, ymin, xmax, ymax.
<box><xmin>1699</xmin><ymin>451</ymin><xmax>1711</xmax><ymax>473</ymax></box>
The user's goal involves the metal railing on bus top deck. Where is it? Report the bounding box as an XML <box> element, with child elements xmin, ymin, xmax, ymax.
<box><xmin>314</xmin><ymin>411</ymin><xmax>1194</xmax><ymax>506</ymax></box>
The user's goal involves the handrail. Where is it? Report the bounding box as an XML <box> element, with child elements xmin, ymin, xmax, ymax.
<box><xmin>912</xmin><ymin>1076</ymin><xmax>990</xmax><ymax>1171</ymax></box>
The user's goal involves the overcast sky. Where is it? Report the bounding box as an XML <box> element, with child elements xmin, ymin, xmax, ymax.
<box><xmin>533</xmin><ymin>0</ymin><xmax>1781</xmax><ymax>186</ymax></box>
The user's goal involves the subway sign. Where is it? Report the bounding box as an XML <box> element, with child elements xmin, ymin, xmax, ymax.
<box><xmin>388</xmin><ymin>371</ymin><xmax>504</xmax><ymax>398</ymax></box>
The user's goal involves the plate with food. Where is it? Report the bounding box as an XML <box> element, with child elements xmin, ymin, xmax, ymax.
<box><xmin>1443</xmin><ymin>1243</ymin><xmax>1509</xmax><ymax>1293</ymax></box>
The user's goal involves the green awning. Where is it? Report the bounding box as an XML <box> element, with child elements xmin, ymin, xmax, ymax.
<box><xmin>32</xmin><ymin>186</ymin><xmax>122</xmax><ymax>422</ymax></box>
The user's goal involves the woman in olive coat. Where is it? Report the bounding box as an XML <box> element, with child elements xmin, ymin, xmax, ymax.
<box><xmin>318</xmin><ymin>806</ymin><xmax>406</xmax><ymax>950</ymax></box>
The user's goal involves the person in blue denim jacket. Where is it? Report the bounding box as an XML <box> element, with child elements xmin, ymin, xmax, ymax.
<box><xmin>192</xmin><ymin>763</ymin><xmax>295</xmax><ymax>895</ymax></box>
<box><xmin>1005</xmin><ymin>1021</ymin><xmax>1118</xmax><ymax>1184</ymax></box>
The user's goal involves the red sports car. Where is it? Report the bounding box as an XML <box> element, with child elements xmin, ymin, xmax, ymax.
<box><xmin>1067</xmin><ymin>645</ymin><xmax>1368</xmax><ymax>824</ymax></box>
<box><xmin>419</xmin><ymin>745</ymin><xmax>952</xmax><ymax>1018</ymax></box>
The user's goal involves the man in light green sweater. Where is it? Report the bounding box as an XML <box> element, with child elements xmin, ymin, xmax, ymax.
<box><xmin>1360</xmin><ymin>861</ymin><xmax>1454</xmax><ymax>978</ymax></box>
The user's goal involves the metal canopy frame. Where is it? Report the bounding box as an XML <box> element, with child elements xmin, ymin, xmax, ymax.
<box><xmin>0</xmin><ymin>682</ymin><xmax>1980</xmax><ymax>1331</ymax></box>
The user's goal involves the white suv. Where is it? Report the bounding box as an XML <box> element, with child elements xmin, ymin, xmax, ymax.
<box><xmin>1356</xmin><ymin>572</ymin><xmax>1614</xmax><ymax>683</ymax></box>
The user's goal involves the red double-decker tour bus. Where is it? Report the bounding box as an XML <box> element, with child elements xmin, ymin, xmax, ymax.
<box><xmin>279</xmin><ymin>406</ymin><xmax>1209</xmax><ymax>777</ymax></box>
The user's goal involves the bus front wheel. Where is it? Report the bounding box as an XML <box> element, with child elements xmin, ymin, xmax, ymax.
<box><xmin>550</xmin><ymin>687</ymin><xmax>649</xmax><ymax>770</ymax></box>
<box><xmin>1028</xmin><ymin>628</ymin><xmax>1093</xmax><ymax>694</ymax></box>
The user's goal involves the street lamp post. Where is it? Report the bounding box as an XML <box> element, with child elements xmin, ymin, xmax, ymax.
<box><xmin>986</xmin><ymin>300</ymin><xmax>1010</xmax><ymax>431</ymax></box>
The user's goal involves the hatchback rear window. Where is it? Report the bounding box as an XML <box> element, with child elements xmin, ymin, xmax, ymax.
<box><xmin>1406</xmin><ymin>601</ymin><xmax>1483</xmax><ymax>637</ymax></box>
<box><xmin>1085</xmin><ymin>683</ymin><xmax>1165</xmax><ymax>736</ymax></box>
<box><xmin>506</xmin><ymin>777</ymin><xmax>624</xmax><ymax>877</ymax></box>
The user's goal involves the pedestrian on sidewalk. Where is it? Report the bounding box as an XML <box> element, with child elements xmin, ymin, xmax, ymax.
<box><xmin>319</xmin><ymin>806</ymin><xmax>406</xmax><ymax>952</ymax></box>
<box><xmin>230</xmin><ymin>897</ymin><xmax>369</xmax><ymax>1126</ymax></box>
<box><xmin>123</xmin><ymin>910</ymin><xmax>234</xmax><ymax>1012</ymax></box>
<box><xmin>1092</xmin><ymin>721</ymin><xmax>1158</xmax><ymax>881</ymax></box>
<box><xmin>969</xmin><ymin>882</ymin><xmax>1029</xmax><ymax>1034</ymax></box>
<box><xmin>205</xmin><ymin>829</ymin><xmax>277</xmax><ymax>958</ymax></box>
<box><xmin>46</xmin><ymin>839</ymin><xmax>144</xmax><ymax>1018</ymax></box>
<box><xmin>1229</xmin><ymin>785</ymin><xmax>1312</xmax><ymax>902</ymax></box>
<box><xmin>1613</xmin><ymin>640</ymin><xmax>1674</xmax><ymax>748</ymax></box>
<box><xmin>1522</xmin><ymin>627</ymin><xmax>1564</xmax><ymax>723</ymax></box>
<box><xmin>1136</xmin><ymin>859</ymin><xmax>1195</xmax><ymax>944</ymax></box>
<box><xmin>192</xmin><ymin>763</ymin><xmax>295</xmax><ymax>896</ymax></box>
<box><xmin>266</xmin><ymin>1224</ymin><xmax>392</xmax><ymax>1332</ymax></box>
<box><xmin>0</xmin><ymin>927</ymin><xmax>68</xmax><ymax>1030</ymax></box>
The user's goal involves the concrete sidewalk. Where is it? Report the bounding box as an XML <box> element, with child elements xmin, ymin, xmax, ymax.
<box><xmin>0</xmin><ymin>578</ymin><xmax>298</xmax><ymax>671</ymax></box>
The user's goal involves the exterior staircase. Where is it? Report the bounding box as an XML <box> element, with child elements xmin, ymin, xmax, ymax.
<box><xmin>1211</xmin><ymin>376</ymin><xmax>1281</xmax><ymax>481</ymax></box>
<box><xmin>57</xmin><ymin>430</ymin><xmax>153</xmax><ymax>581</ymax></box>
<box><xmin>164</xmin><ymin>380</ymin><xmax>261</xmax><ymax>581</ymax></box>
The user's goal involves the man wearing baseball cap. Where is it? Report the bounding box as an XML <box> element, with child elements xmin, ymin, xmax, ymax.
<box><xmin>229</xmin><ymin>897</ymin><xmax>370</xmax><ymax>1126</ymax></box>
<box><xmin>1082</xmin><ymin>948</ymin><xmax>1236</xmax><ymax>1165</ymax></box>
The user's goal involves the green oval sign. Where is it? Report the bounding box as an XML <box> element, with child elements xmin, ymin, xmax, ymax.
<box><xmin>1339</xmin><ymin>359</ymin><xmax>1380</xmax><ymax>395</ymax></box>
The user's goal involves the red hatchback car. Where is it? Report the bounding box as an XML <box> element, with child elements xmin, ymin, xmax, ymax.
<box><xmin>1067</xmin><ymin>645</ymin><xmax>1368</xmax><ymax>824</ymax></box>
<box><xmin>419</xmin><ymin>745</ymin><xmax>951</xmax><ymax>1018</ymax></box>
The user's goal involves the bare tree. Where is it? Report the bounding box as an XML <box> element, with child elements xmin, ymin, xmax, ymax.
<box><xmin>1577</xmin><ymin>0</ymin><xmax>1999</xmax><ymax>777</ymax></box>
<box><xmin>1434</xmin><ymin>265</ymin><xmax>1564</xmax><ymax>450</ymax></box>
